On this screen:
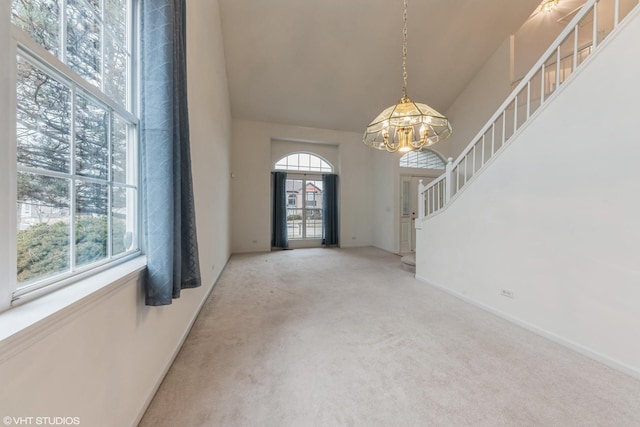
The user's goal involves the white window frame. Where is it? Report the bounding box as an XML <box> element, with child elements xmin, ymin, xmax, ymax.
<box><xmin>285</xmin><ymin>174</ymin><xmax>324</xmax><ymax>241</ymax></box>
<box><xmin>274</xmin><ymin>152</ymin><xmax>333</xmax><ymax>173</ymax></box>
<box><xmin>1</xmin><ymin>0</ymin><xmax>140</xmax><ymax>312</ymax></box>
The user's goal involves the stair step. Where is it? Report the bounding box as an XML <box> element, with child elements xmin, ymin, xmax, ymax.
<box><xmin>401</xmin><ymin>255</ymin><xmax>416</xmax><ymax>273</ymax></box>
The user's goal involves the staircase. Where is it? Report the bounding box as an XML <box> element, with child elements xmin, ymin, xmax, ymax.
<box><xmin>417</xmin><ymin>0</ymin><xmax>639</xmax><ymax>222</ymax></box>
<box><xmin>412</xmin><ymin>0</ymin><xmax>640</xmax><ymax>379</ymax></box>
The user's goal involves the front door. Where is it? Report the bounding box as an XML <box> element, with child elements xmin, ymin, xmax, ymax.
<box><xmin>399</xmin><ymin>176</ymin><xmax>413</xmax><ymax>253</ymax></box>
<box><xmin>399</xmin><ymin>175</ymin><xmax>431</xmax><ymax>254</ymax></box>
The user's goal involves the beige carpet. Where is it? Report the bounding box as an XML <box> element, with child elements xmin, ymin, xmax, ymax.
<box><xmin>139</xmin><ymin>247</ymin><xmax>640</xmax><ymax>427</ymax></box>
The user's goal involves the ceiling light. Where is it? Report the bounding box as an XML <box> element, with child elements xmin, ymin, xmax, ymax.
<box><xmin>541</xmin><ymin>0</ymin><xmax>559</xmax><ymax>13</ymax></box>
<box><xmin>363</xmin><ymin>0</ymin><xmax>452</xmax><ymax>153</ymax></box>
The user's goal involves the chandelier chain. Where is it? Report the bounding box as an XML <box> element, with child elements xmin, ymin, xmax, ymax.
<box><xmin>402</xmin><ymin>0</ymin><xmax>408</xmax><ymax>98</ymax></box>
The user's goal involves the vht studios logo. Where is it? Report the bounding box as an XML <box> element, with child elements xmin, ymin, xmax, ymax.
<box><xmin>3</xmin><ymin>416</ymin><xmax>80</xmax><ymax>426</ymax></box>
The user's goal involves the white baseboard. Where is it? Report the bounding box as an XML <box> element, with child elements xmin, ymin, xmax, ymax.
<box><xmin>415</xmin><ymin>273</ymin><xmax>640</xmax><ymax>381</ymax></box>
<box><xmin>133</xmin><ymin>255</ymin><xmax>231</xmax><ymax>426</ymax></box>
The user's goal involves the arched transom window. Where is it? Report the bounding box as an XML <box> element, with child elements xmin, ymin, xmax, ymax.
<box><xmin>275</xmin><ymin>153</ymin><xmax>333</xmax><ymax>172</ymax></box>
<box><xmin>399</xmin><ymin>150</ymin><xmax>445</xmax><ymax>170</ymax></box>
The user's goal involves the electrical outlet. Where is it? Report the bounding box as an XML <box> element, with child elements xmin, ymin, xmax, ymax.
<box><xmin>501</xmin><ymin>289</ymin><xmax>514</xmax><ymax>299</ymax></box>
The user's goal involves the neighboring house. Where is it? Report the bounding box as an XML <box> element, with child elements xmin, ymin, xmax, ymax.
<box><xmin>286</xmin><ymin>181</ymin><xmax>323</xmax><ymax>213</ymax></box>
<box><xmin>17</xmin><ymin>203</ymin><xmax>69</xmax><ymax>230</ymax></box>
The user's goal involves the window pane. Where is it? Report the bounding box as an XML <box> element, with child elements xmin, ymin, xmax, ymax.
<box><xmin>305</xmin><ymin>209</ymin><xmax>322</xmax><ymax>238</ymax></box>
<box><xmin>286</xmin><ymin>208</ymin><xmax>303</xmax><ymax>239</ymax></box>
<box><xmin>11</xmin><ymin>0</ymin><xmax>60</xmax><ymax>56</ymax></box>
<box><xmin>402</xmin><ymin>181</ymin><xmax>410</xmax><ymax>216</ymax></box>
<box><xmin>17</xmin><ymin>56</ymin><xmax>72</xmax><ymax>173</ymax></box>
<box><xmin>307</xmin><ymin>179</ymin><xmax>322</xmax><ymax>208</ymax></box>
<box><xmin>288</xmin><ymin>154</ymin><xmax>299</xmax><ymax>168</ymax></box>
<box><xmin>76</xmin><ymin>96</ymin><xmax>109</xmax><ymax>179</ymax></box>
<box><xmin>104</xmin><ymin>35</ymin><xmax>128</xmax><ymax>107</ymax></box>
<box><xmin>299</xmin><ymin>154</ymin><xmax>310</xmax><ymax>168</ymax></box>
<box><xmin>112</xmin><ymin>186</ymin><xmax>136</xmax><ymax>256</ymax></box>
<box><xmin>17</xmin><ymin>173</ymin><xmax>71</xmax><ymax>284</ymax></box>
<box><xmin>112</xmin><ymin>114</ymin><xmax>129</xmax><ymax>183</ymax></box>
<box><xmin>76</xmin><ymin>181</ymin><xmax>109</xmax><ymax>267</ymax></box>
<box><xmin>76</xmin><ymin>93</ymin><xmax>109</xmax><ymax>179</ymax></box>
<box><xmin>310</xmin><ymin>155</ymin><xmax>321</xmax><ymax>170</ymax></box>
<box><xmin>105</xmin><ymin>0</ymin><xmax>127</xmax><ymax>45</ymax></box>
<box><xmin>67</xmin><ymin>0</ymin><xmax>102</xmax><ymax>88</ymax></box>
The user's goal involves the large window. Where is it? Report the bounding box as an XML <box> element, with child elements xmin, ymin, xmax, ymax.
<box><xmin>10</xmin><ymin>0</ymin><xmax>138</xmax><ymax>303</ymax></box>
<box><xmin>284</xmin><ymin>178</ymin><xmax>323</xmax><ymax>240</ymax></box>
<box><xmin>275</xmin><ymin>153</ymin><xmax>332</xmax><ymax>241</ymax></box>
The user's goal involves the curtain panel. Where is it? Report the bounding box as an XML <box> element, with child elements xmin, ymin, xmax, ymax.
<box><xmin>140</xmin><ymin>0</ymin><xmax>201</xmax><ymax>306</ymax></box>
<box><xmin>271</xmin><ymin>172</ymin><xmax>289</xmax><ymax>249</ymax></box>
<box><xmin>322</xmin><ymin>173</ymin><xmax>339</xmax><ymax>246</ymax></box>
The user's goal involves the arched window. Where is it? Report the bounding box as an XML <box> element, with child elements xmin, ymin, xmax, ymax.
<box><xmin>275</xmin><ymin>152</ymin><xmax>333</xmax><ymax>172</ymax></box>
<box><xmin>273</xmin><ymin>152</ymin><xmax>336</xmax><ymax>244</ymax></box>
<box><xmin>399</xmin><ymin>150</ymin><xmax>445</xmax><ymax>170</ymax></box>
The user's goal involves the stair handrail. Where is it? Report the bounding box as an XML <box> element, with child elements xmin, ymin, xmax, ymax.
<box><xmin>419</xmin><ymin>0</ymin><xmax>638</xmax><ymax>219</ymax></box>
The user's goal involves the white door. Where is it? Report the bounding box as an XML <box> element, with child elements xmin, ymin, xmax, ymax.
<box><xmin>400</xmin><ymin>176</ymin><xmax>431</xmax><ymax>254</ymax></box>
<box><xmin>399</xmin><ymin>176</ymin><xmax>413</xmax><ymax>254</ymax></box>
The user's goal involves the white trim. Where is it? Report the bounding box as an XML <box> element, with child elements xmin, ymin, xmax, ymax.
<box><xmin>415</xmin><ymin>274</ymin><xmax>640</xmax><ymax>381</ymax></box>
<box><xmin>0</xmin><ymin>256</ymin><xmax>146</xmax><ymax>364</ymax></box>
<box><xmin>0</xmin><ymin>1</ymin><xmax>13</xmax><ymax>311</ymax></box>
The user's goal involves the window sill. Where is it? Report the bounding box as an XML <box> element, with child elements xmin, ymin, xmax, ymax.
<box><xmin>0</xmin><ymin>256</ymin><xmax>146</xmax><ymax>363</ymax></box>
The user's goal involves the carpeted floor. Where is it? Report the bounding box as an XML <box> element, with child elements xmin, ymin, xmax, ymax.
<box><xmin>139</xmin><ymin>247</ymin><xmax>640</xmax><ymax>427</ymax></box>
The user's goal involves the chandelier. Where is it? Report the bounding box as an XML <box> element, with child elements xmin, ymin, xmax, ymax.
<box><xmin>363</xmin><ymin>0</ymin><xmax>452</xmax><ymax>153</ymax></box>
<box><xmin>541</xmin><ymin>0</ymin><xmax>559</xmax><ymax>13</ymax></box>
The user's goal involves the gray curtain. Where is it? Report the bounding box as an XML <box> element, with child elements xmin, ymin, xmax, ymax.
<box><xmin>271</xmin><ymin>172</ymin><xmax>288</xmax><ymax>249</ymax></box>
<box><xmin>140</xmin><ymin>0</ymin><xmax>201</xmax><ymax>306</ymax></box>
<box><xmin>322</xmin><ymin>174</ymin><xmax>339</xmax><ymax>246</ymax></box>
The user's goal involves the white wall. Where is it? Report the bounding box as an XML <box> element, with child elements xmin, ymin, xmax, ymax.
<box><xmin>231</xmin><ymin>119</ymin><xmax>373</xmax><ymax>253</ymax></box>
<box><xmin>371</xmin><ymin>150</ymin><xmax>443</xmax><ymax>254</ymax></box>
<box><xmin>371</xmin><ymin>151</ymin><xmax>396</xmax><ymax>253</ymax></box>
<box><xmin>416</xmin><ymin>10</ymin><xmax>640</xmax><ymax>378</ymax></box>
<box><xmin>439</xmin><ymin>37</ymin><xmax>514</xmax><ymax>160</ymax></box>
<box><xmin>0</xmin><ymin>1</ymin><xmax>232</xmax><ymax>425</ymax></box>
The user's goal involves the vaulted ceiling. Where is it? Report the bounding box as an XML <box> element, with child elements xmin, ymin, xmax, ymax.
<box><xmin>217</xmin><ymin>0</ymin><xmax>545</xmax><ymax>134</ymax></box>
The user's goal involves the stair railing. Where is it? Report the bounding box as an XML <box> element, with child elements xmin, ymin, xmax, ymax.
<box><xmin>417</xmin><ymin>0</ymin><xmax>639</xmax><ymax>225</ymax></box>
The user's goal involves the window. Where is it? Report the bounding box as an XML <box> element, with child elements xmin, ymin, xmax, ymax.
<box><xmin>399</xmin><ymin>150</ymin><xmax>446</xmax><ymax>170</ymax></box>
<box><xmin>10</xmin><ymin>0</ymin><xmax>138</xmax><ymax>303</ymax></box>
<box><xmin>275</xmin><ymin>152</ymin><xmax>332</xmax><ymax>173</ymax></box>
<box><xmin>275</xmin><ymin>153</ymin><xmax>332</xmax><ymax>241</ymax></box>
<box><xmin>285</xmin><ymin>178</ymin><xmax>323</xmax><ymax>240</ymax></box>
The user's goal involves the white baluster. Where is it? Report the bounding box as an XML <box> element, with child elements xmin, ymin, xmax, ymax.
<box><xmin>445</xmin><ymin>157</ymin><xmax>453</xmax><ymax>204</ymax></box>
<box><xmin>418</xmin><ymin>179</ymin><xmax>424</xmax><ymax>219</ymax></box>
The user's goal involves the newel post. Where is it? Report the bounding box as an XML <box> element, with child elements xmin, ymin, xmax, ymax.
<box><xmin>445</xmin><ymin>157</ymin><xmax>453</xmax><ymax>204</ymax></box>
